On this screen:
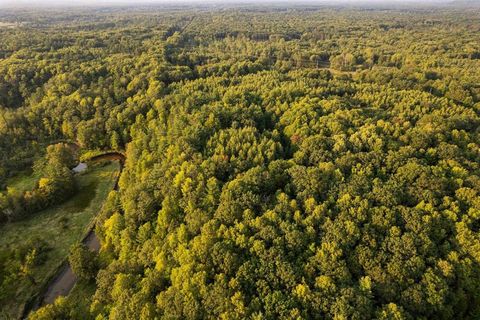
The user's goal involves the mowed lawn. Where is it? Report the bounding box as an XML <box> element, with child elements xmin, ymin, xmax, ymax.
<box><xmin>0</xmin><ymin>161</ymin><xmax>119</xmax><ymax>319</ymax></box>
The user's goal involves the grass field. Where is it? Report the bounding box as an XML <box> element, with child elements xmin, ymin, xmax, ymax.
<box><xmin>0</xmin><ymin>161</ymin><xmax>120</xmax><ymax>320</ymax></box>
<box><xmin>4</xmin><ymin>168</ymin><xmax>40</xmax><ymax>193</ymax></box>
<box><xmin>0</xmin><ymin>22</ymin><xmax>18</xmax><ymax>28</ymax></box>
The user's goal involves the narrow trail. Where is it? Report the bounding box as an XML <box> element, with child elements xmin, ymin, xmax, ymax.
<box><xmin>40</xmin><ymin>232</ymin><xmax>101</xmax><ymax>306</ymax></box>
<box><xmin>23</xmin><ymin>151</ymin><xmax>126</xmax><ymax>318</ymax></box>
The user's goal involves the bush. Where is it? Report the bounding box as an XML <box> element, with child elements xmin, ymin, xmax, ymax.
<box><xmin>68</xmin><ymin>243</ymin><xmax>98</xmax><ymax>281</ymax></box>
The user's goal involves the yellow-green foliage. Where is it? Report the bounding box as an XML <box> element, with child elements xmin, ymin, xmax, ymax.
<box><xmin>0</xmin><ymin>5</ymin><xmax>479</xmax><ymax>320</ymax></box>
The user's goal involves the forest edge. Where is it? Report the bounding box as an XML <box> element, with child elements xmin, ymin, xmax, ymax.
<box><xmin>21</xmin><ymin>147</ymin><xmax>126</xmax><ymax>319</ymax></box>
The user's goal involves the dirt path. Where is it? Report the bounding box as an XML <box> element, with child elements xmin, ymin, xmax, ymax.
<box><xmin>24</xmin><ymin>151</ymin><xmax>126</xmax><ymax>318</ymax></box>
<box><xmin>41</xmin><ymin>264</ymin><xmax>76</xmax><ymax>305</ymax></box>
<box><xmin>40</xmin><ymin>231</ymin><xmax>100</xmax><ymax>305</ymax></box>
<box><xmin>89</xmin><ymin>152</ymin><xmax>125</xmax><ymax>166</ymax></box>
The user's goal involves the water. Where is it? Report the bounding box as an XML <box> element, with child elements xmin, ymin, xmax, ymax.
<box><xmin>72</xmin><ymin>162</ymin><xmax>87</xmax><ymax>173</ymax></box>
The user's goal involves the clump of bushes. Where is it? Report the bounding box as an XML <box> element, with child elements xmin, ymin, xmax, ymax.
<box><xmin>68</xmin><ymin>243</ymin><xmax>98</xmax><ymax>281</ymax></box>
<box><xmin>0</xmin><ymin>143</ymin><xmax>77</xmax><ymax>224</ymax></box>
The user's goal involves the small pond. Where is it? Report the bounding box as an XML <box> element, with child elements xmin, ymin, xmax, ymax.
<box><xmin>72</xmin><ymin>162</ymin><xmax>87</xmax><ymax>173</ymax></box>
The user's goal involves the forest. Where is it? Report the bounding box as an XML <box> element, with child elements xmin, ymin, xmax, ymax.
<box><xmin>0</xmin><ymin>2</ymin><xmax>480</xmax><ymax>319</ymax></box>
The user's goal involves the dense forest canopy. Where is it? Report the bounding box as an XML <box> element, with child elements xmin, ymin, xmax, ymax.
<box><xmin>0</xmin><ymin>3</ymin><xmax>480</xmax><ymax>319</ymax></box>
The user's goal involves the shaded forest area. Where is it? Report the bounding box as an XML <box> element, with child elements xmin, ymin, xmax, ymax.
<box><xmin>0</xmin><ymin>3</ymin><xmax>480</xmax><ymax>320</ymax></box>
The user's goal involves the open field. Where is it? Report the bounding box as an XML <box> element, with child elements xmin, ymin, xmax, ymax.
<box><xmin>0</xmin><ymin>162</ymin><xmax>119</xmax><ymax>319</ymax></box>
<box><xmin>0</xmin><ymin>22</ymin><xmax>18</xmax><ymax>28</ymax></box>
<box><xmin>4</xmin><ymin>169</ymin><xmax>39</xmax><ymax>193</ymax></box>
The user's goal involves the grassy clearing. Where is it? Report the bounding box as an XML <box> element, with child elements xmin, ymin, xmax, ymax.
<box><xmin>0</xmin><ymin>161</ymin><xmax>119</xmax><ymax>320</ymax></box>
<box><xmin>4</xmin><ymin>168</ymin><xmax>40</xmax><ymax>193</ymax></box>
<box><xmin>0</xmin><ymin>22</ymin><xmax>18</xmax><ymax>28</ymax></box>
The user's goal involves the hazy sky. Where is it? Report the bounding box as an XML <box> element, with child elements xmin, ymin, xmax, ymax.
<box><xmin>0</xmin><ymin>0</ymin><xmax>453</xmax><ymax>6</ymax></box>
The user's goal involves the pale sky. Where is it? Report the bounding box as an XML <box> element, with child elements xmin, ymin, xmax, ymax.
<box><xmin>0</xmin><ymin>0</ymin><xmax>456</xmax><ymax>6</ymax></box>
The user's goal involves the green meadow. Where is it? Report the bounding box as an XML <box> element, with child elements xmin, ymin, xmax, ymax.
<box><xmin>0</xmin><ymin>161</ymin><xmax>119</xmax><ymax>319</ymax></box>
